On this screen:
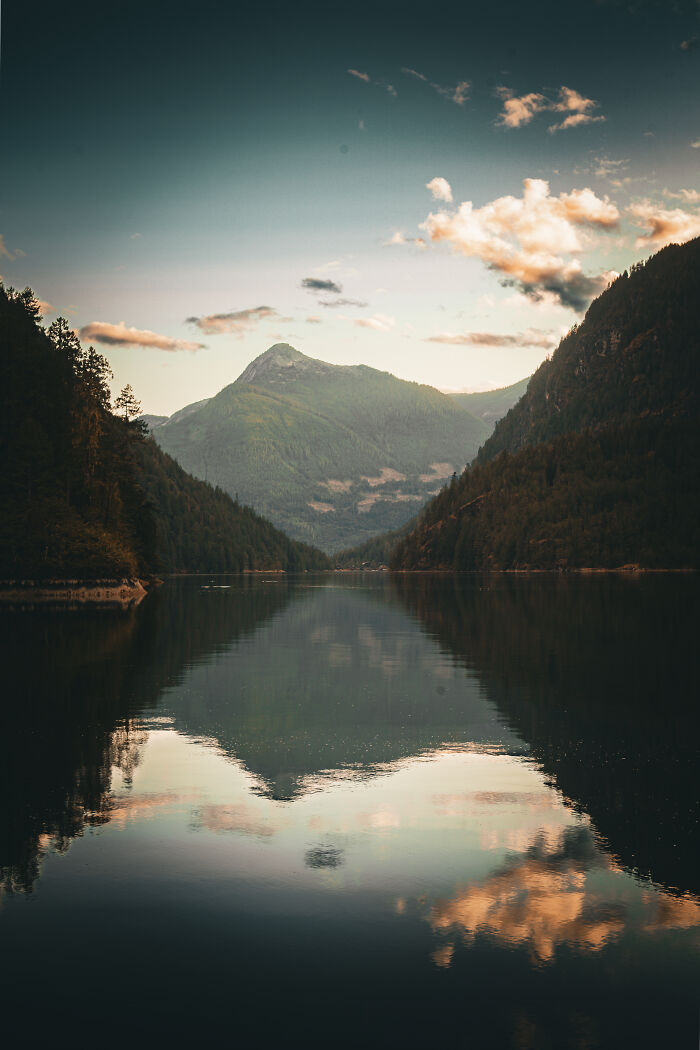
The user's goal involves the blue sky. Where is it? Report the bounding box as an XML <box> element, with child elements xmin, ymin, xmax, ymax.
<box><xmin>2</xmin><ymin>0</ymin><xmax>699</xmax><ymax>413</ymax></box>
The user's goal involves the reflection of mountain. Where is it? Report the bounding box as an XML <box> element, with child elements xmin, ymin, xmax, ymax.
<box><xmin>392</xmin><ymin>573</ymin><xmax>700</xmax><ymax>897</ymax></box>
<box><xmin>0</xmin><ymin>578</ymin><xmax>297</xmax><ymax>890</ymax></box>
<box><xmin>163</xmin><ymin>581</ymin><xmax>522</xmax><ymax>799</ymax></box>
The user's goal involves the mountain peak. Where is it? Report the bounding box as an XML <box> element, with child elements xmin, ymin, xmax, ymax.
<box><xmin>235</xmin><ymin>344</ymin><xmax>330</xmax><ymax>387</ymax></box>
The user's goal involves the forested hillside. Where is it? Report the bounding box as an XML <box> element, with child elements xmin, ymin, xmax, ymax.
<box><xmin>0</xmin><ymin>287</ymin><xmax>330</xmax><ymax>578</ymax></box>
<box><xmin>154</xmin><ymin>343</ymin><xmax>488</xmax><ymax>551</ymax></box>
<box><xmin>392</xmin><ymin>239</ymin><xmax>700</xmax><ymax>571</ymax></box>
<box><xmin>447</xmin><ymin>377</ymin><xmax>529</xmax><ymax>427</ymax></box>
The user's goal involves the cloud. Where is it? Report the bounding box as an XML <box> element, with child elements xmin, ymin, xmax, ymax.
<box><xmin>0</xmin><ymin>235</ymin><xmax>15</xmax><ymax>261</ymax></box>
<box><xmin>426</xmin><ymin>177</ymin><xmax>453</xmax><ymax>203</ymax></box>
<box><xmin>401</xmin><ymin>67</ymin><xmax>470</xmax><ymax>105</ymax></box>
<box><xmin>129</xmin><ymin>232</ymin><xmax>142</xmax><ymax>240</ymax></box>
<box><xmin>80</xmin><ymin>321</ymin><xmax>205</xmax><ymax>351</ymax></box>
<box><xmin>426</xmin><ymin>328</ymin><xmax>556</xmax><ymax>349</ymax></box>
<box><xmin>320</xmin><ymin>297</ymin><xmax>368</xmax><ymax>308</ymax></box>
<box><xmin>353</xmin><ymin>313</ymin><xmax>395</xmax><ymax>331</ymax></box>
<box><xmin>348</xmin><ymin>68</ymin><xmax>396</xmax><ymax>96</ymax></box>
<box><xmin>548</xmin><ymin>87</ymin><xmax>605</xmax><ymax>133</ymax></box>
<box><xmin>302</xmin><ymin>277</ymin><xmax>342</xmax><ymax>294</ymax></box>
<box><xmin>496</xmin><ymin>88</ymin><xmax>548</xmax><ymax>128</ymax></box>
<box><xmin>36</xmin><ymin>299</ymin><xmax>53</xmax><ymax>316</ymax></box>
<box><xmin>663</xmin><ymin>187</ymin><xmax>700</xmax><ymax>204</ymax></box>
<box><xmin>691</xmin><ymin>139</ymin><xmax>700</xmax><ymax>148</ymax></box>
<box><xmin>628</xmin><ymin>199</ymin><xmax>700</xmax><ymax>247</ymax></box>
<box><xmin>384</xmin><ymin>231</ymin><xmax>427</xmax><ymax>249</ymax></box>
<box><xmin>496</xmin><ymin>85</ymin><xmax>605</xmax><ymax>133</ymax></box>
<box><xmin>306</xmin><ymin>315</ymin><xmax>322</xmax><ymax>324</ymax></box>
<box><xmin>418</xmin><ymin>177</ymin><xmax>620</xmax><ymax>310</ymax></box>
<box><xmin>681</xmin><ymin>34</ymin><xmax>699</xmax><ymax>51</ymax></box>
<box><xmin>185</xmin><ymin>305</ymin><xmax>276</xmax><ymax>336</ymax></box>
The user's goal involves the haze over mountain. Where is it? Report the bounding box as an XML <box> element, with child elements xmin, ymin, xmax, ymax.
<box><xmin>392</xmin><ymin>238</ymin><xmax>700</xmax><ymax>570</ymax></box>
<box><xmin>152</xmin><ymin>344</ymin><xmax>492</xmax><ymax>551</ymax></box>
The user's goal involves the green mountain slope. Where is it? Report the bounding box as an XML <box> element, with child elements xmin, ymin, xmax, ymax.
<box><xmin>0</xmin><ymin>287</ymin><xmax>329</xmax><ymax>578</ymax></box>
<box><xmin>153</xmin><ymin>343</ymin><xmax>489</xmax><ymax>551</ymax></box>
<box><xmin>392</xmin><ymin>239</ymin><xmax>700</xmax><ymax>571</ymax></box>
<box><xmin>448</xmin><ymin>377</ymin><xmax>530</xmax><ymax>427</ymax></box>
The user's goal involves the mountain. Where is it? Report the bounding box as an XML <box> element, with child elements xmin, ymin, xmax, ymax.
<box><xmin>152</xmin><ymin>343</ymin><xmax>489</xmax><ymax>551</ymax></box>
<box><xmin>392</xmin><ymin>239</ymin><xmax>700</xmax><ymax>571</ymax></box>
<box><xmin>447</xmin><ymin>377</ymin><xmax>530</xmax><ymax>427</ymax></box>
<box><xmin>0</xmin><ymin>287</ymin><xmax>330</xmax><ymax>578</ymax></box>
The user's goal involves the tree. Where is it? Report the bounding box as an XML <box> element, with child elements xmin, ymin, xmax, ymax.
<box><xmin>114</xmin><ymin>384</ymin><xmax>142</xmax><ymax>422</ymax></box>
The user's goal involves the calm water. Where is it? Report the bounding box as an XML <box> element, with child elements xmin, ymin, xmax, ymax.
<box><xmin>1</xmin><ymin>574</ymin><xmax>698</xmax><ymax>1048</ymax></box>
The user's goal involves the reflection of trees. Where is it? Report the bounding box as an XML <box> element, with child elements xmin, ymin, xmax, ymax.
<box><xmin>0</xmin><ymin>577</ymin><xmax>298</xmax><ymax>892</ymax></box>
<box><xmin>165</xmin><ymin>583</ymin><xmax>519</xmax><ymax>800</ymax></box>
<box><xmin>392</xmin><ymin>572</ymin><xmax>700</xmax><ymax>897</ymax></box>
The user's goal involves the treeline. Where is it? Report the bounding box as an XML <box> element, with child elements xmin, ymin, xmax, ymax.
<box><xmin>391</xmin><ymin>420</ymin><xmax>700</xmax><ymax>570</ymax></box>
<box><xmin>392</xmin><ymin>237</ymin><xmax>700</xmax><ymax>571</ymax></box>
<box><xmin>479</xmin><ymin>239</ymin><xmax>700</xmax><ymax>464</ymax></box>
<box><xmin>0</xmin><ymin>286</ymin><xmax>330</xmax><ymax>578</ymax></box>
<box><xmin>335</xmin><ymin>519</ymin><xmax>416</xmax><ymax>568</ymax></box>
<box><xmin>136</xmin><ymin>439</ymin><xmax>331</xmax><ymax>572</ymax></box>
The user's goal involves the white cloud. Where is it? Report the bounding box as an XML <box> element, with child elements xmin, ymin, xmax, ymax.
<box><xmin>384</xmin><ymin>231</ymin><xmax>427</xmax><ymax>249</ymax></box>
<box><xmin>663</xmin><ymin>187</ymin><xmax>700</xmax><ymax>204</ymax></box>
<box><xmin>80</xmin><ymin>321</ymin><xmax>205</xmax><ymax>352</ymax></box>
<box><xmin>418</xmin><ymin>177</ymin><xmax>619</xmax><ymax>310</ymax></box>
<box><xmin>628</xmin><ymin>200</ymin><xmax>700</xmax><ymax>248</ymax></box>
<box><xmin>691</xmin><ymin>139</ymin><xmax>700</xmax><ymax>149</ymax></box>
<box><xmin>353</xmin><ymin>314</ymin><xmax>395</xmax><ymax>332</ymax></box>
<box><xmin>426</xmin><ymin>177</ymin><xmax>453</xmax><ymax>203</ymax></box>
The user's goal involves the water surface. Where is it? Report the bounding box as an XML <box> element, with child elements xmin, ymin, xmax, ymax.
<box><xmin>1</xmin><ymin>574</ymin><xmax>698</xmax><ymax>1048</ymax></box>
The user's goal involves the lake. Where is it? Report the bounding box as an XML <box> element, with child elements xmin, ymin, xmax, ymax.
<box><xmin>1</xmin><ymin>573</ymin><xmax>698</xmax><ymax>1048</ymax></box>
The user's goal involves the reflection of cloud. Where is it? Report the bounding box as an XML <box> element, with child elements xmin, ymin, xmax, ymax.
<box><xmin>419</xmin><ymin>178</ymin><xmax>619</xmax><ymax>310</ymax></box>
<box><xmin>193</xmin><ymin>803</ymin><xmax>274</xmax><ymax>838</ymax></box>
<box><xmin>305</xmin><ymin>845</ymin><xmax>345</xmax><ymax>868</ymax></box>
<box><xmin>108</xmin><ymin>791</ymin><xmax>188</xmax><ymax>829</ymax></box>
<box><xmin>423</xmin><ymin>826</ymin><xmax>700</xmax><ymax>965</ymax></box>
<box><xmin>79</xmin><ymin>321</ymin><xmax>205</xmax><ymax>352</ymax></box>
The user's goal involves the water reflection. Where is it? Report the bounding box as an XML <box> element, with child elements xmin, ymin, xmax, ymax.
<box><xmin>393</xmin><ymin>572</ymin><xmax>700</xmax><ymax>897</ymax></box>
<box><xmin>1</xmin><ymin>574</ymin><xmax>698</xmax><ymax>1048</ymax></box>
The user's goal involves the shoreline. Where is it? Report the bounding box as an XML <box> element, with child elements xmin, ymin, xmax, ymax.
<box><xmin>0</xmin><ymin>578</ymin><xmax>152</xmax><ymax>607</ymax></box>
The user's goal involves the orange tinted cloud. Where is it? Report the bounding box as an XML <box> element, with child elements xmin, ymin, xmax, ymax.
<box><xmin>80</xmin><ymin>320</ymin><xmax>205</xmax><ymax>351</ymax></box>
<box><xmin>186</xmin><ymin>305</ymin><xmax>277</xmax><ymax>336</ymax></box>
<box><xmin>497</xmin><ymin>85</ymin><xmax>605</xmax><ymax>133</ymax></box>
<box><xmin>629</xmin><ymin>200</ymin><xmax>700</xmax><ymax>247</ymax></box>
<box><xmin>420</xmin><ymin>177</ymin><xmax>619</xmax><ymax>310</ymax></box>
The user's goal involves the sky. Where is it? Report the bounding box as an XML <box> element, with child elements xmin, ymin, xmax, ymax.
<box><xmin>1</xmin><ymin>0</ymin><xmax>699</xmax><ymax>415</ymax></box>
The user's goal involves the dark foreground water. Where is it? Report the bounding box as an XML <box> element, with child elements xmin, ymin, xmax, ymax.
<box><xmin>1</xmin><ymin>574</ymin><xmax>698</xmax><ymax>1048</ymax></box>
